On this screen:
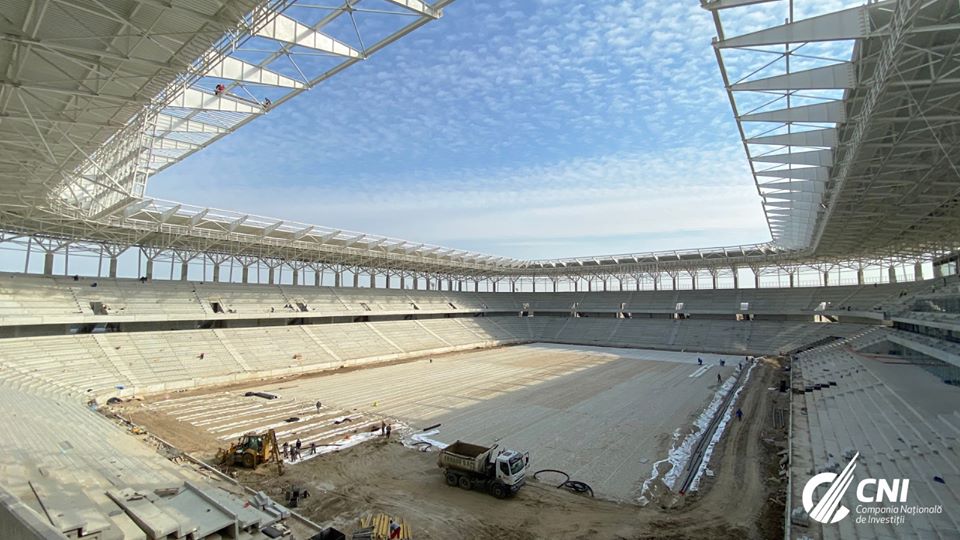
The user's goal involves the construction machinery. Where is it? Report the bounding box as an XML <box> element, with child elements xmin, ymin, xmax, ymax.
<box><xmin>217</xmin><ymin>429</ymin><xmax>284</xmax><ymax>475</ymax></box>
<box><xmin>438</xmin><ymin>440</ymin><xmax>527</xmax><ymax>498</ymax></box>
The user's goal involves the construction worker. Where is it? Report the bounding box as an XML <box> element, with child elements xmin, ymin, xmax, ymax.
<box><xmin>386</xmin><ymin>424</ymin><xmax>392</xmax><ymax>438</ymax></box>
<box><xmin>282</xmin><ymin>442</ymin><xmax>289</xmax><ymax>459</ymax></box>
<box><xmin>295</xmin><ymin>438</ymin><xmax>302</xmax><ymax>456</ymax></box>
<box><xmin>736</xmin><ymin>408</ymin><xmax>743</xmax><ymax>421</ymax></box>
<box><xmin>717</xmin><ymin>373</ymin><xmax>721</xmax><ymax>384</ymax></box>
<box><xmin>389</xmin><ymin>520</ymin><xmax>401</xmax><ymax>539</ymax></box>
<box><xmin>310</xmin><ymin>442</ymin><xmax>316</xmax><ymax>455</ymax></box>
<box><xmin>315</xmin><ymin>401</ymin><xmax>322</xmax><ymax>413</ymax></box>
<box><xmin>697</xmin><ymin>357</ymin><xmax>702</xmax><ymax>366</ymax></box>
<box><xmin>380</xmin><ymin>420</ymin><xmax>386</xmax><ymax>436</ymax></box>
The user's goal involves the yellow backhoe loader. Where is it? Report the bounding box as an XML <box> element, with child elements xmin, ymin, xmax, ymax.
<box><xmin>216</xmin><ymin>429</ymin><xmax>284</xmax><ymax>475</ymax></box>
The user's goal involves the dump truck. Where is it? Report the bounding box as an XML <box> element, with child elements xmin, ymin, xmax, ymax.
<box><xmin>438</xmin><ymin>441</ymin><xmax>527</xmax><ymax>498</ymax></box>
<box><xmin>217</xmin><ymin>429</ymin><xmax>283</xmax><ymax>475</ymax></box>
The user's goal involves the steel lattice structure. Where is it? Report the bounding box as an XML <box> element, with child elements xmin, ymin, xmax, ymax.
<box><xmin>0</xmin><ymin>0</ymin><xmax>957</xmax><ymax>286</ymax></box>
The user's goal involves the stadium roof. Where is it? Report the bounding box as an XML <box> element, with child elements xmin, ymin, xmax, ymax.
<box><xmin>0</xmin><ymin>0</ymin><xmax>957</xmax><ymax>277</ymax></box>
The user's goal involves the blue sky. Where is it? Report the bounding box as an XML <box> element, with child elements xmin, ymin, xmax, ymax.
<box><xmin>148</xmin><ymin>0</ymin><xmax>856</xmax><ymax>259</ymax></box>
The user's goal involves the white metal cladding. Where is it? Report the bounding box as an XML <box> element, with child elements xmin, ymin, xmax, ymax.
<box><xmin>705</xmin><ymin>0</ymin><xmax>960</xmax><ymax>259</ymax></box>
<box><xmin>0</xmin><ymin>0</ymin><xmax>957</xmax><ymax>280</ymax></box>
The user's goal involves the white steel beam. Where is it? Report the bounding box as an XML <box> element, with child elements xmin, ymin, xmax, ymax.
<box><xmin>383</xmin><ymin>0</ymin><xmax>440</xmax><ymax>17</ymax></box>
<box><xmin>154</xmin><ymin>113</ymin><xmax>229</xmax><ymax>134</ymax></box>
<box><xmin>747</xmin><ymin>128</ymin><xmax>837</xmax><ymax>147</ymax></box>
<box><xmin>732</xmin><ymin>63</ymin><xmax>856</xmax><ymax>91</ymax></box>
<box><xmin>205</xmin><ymin>57</ymin><xmax>304</xmax><ymax>88</ymax></box>
<box><xmin>717</xmin><ymin>3</ymin><xmax>882</xmax><ymax>48</ymax></box>
<box><xmin>756</xmin><ymin>166</ymin><xmax>829</xmax><ymax>182</ymax></box>
<box><xmin>166</xmin><ymin>88</ymin><xmax>263</xmax><ymax>114</ymax></box>
<box><xmin>741</xmin><ymin>101</ymin><xmax>845</xmax><ymax>123</ymax></box>
<box><xmin>255</xmin><ymin>13</ymin><xmax>364</xmax><ymax>59</ymax></box>
<box><xmin>752</xmin><ymin>149</ymin><xmax>833</xmax><ymax>166</ymax></box>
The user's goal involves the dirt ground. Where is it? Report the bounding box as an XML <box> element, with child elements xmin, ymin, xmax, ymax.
<box><xmin>227</xmin><ymin>358</ymin><xmax>789</xmax><ymax>540</ymax></box>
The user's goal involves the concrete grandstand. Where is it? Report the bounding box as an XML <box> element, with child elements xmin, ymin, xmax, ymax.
<box><xmin>0</xmin><ymin>0</ymin><xmax>959</xmax><ymax>539</ymax></box>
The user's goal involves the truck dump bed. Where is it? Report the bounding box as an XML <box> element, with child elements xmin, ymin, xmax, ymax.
<box><xmin>438</xmin><ymin>441</ymin><xmax>494</xmax><ymax>474</ymax></box>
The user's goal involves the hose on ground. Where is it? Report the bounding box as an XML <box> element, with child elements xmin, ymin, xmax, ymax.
<box><xmin>532</xmin><ymin>469</ymin><xmax>593</xmax><ymax>497</ymax></box>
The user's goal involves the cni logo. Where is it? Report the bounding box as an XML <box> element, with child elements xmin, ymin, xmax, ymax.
<box><xmin>802</xmin><ymin>452</ymin><xmax>910</xmax><ymax>524</ymax></box>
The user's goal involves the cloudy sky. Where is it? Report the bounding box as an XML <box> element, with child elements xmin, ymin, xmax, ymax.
<box><xmin>148</xmin><ymin>0</ymin><xmax>857</xmax><ymax>260</ymax></box>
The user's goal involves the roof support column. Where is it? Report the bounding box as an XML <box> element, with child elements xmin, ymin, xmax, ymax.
<box><xmin>857</xmin><ymin>268</ymin><xmax>865</xmax><ymax>285</ymax></box>
<box><xmin>101</xmin><ymin>244</ymin><xmax>128</xmax><ymax>278</ymax></box>
<box><xmin>789</xmin><ymin>272</ymin><xmax>795</xmax><ymax>288</ymax></box>
<box><xmin>175</xmin><ymin>251</ymin><xmax>196</xmax><ymax>281</ymax></box>
<box><xmin>237</xmin><ymin>256</ymin><xmax>258</xmax><ymax>284</ymax></box>
<box><xmin>399</xmin><ymin>274</ymin><xmax>406</xmax><ymax>290</ymax></box>
<box><xmin>823</xmin><ymin>270</ymin><xmax>830</xmax><ymax>287</ymax></box>
<box><xmin>414</xmin><ymin>275</ymin><xmax>420</xmax><ymax>290</ymax></box>
<box><xmin>888</xmin><ymin>266</ymin><xmax>897</xmax><ymax>284</ymax></box>
<box><xmin>334</xmin><ymin>270</ymin><xmax>342</xmax><ymax>288</ymax></box>
<box><xmin>142</xmin><ymin>248</ymin><xmax>163</xmax><ymax>280</ymax></box>
<box><xmin>914</xmin><ymin>262</ymin><xmax>923</xmax><ymax>281</ymax></box>
<box><xmin>731</xmin><ymin>268</ymin><xmax>739</xmax><ymax>289</ymax></box>
<box><xmin>602</xmin><ymin>278</ymin><xmax>608</xmax><ymax>292</ymax></box>
<box><xmin>474</xmin><ymin>280</ymin><xmax>479</xmax><ymax>292</ymax></box>
<box><xmin>386</xmin><ymin>274</ymin><xmax>393</xmax><ymax>289</ymax></box>
<box><xmin>370</xmin><ymin>272</ymin><xmax>377</xmax><ymax>289</ymax></box>
<box><xmin>33</xmin><ymin>237</ymin><xmax>68</xmax><ymax>276</ymax></box>
<box><xmin>209</xmin><ymin>253</ymin><xmax>230</xmax><ymax>283</ymax></box>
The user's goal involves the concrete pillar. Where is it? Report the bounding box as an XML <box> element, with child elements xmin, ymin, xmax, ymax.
<box><xmin>369</xmin><ymin>273</ymin><xmax>376</xmax><ymax>288</ymax></box>
<box><xmin>458</xmin><ymin>281</ymin><xmax>463</xmax><ymax>291</ymax></box>
<box><xmin>414</xmin><ymin>278</ymin><xmax>419</xmax><ymax>290</ymax></box>
<box><xmin>109</xmin><ymin>257</ymin><xmax>119</xmax><ymax>278</ymax></box>
<box><xmin>691</xmin><ymin>275</ymin><xmax>698</xmax><ymax>290</ymax></box>
<box><xmin>334</xmin><ymin>272</ymin><xmax>341</xmax><ymax>287</ymax></box>
<box><xmin>823</xmin><ymin>270</ymin><xmax>829</xmax><ymax>287</ymax></box>
<box><xmin>603</xmin><ymin>280</ymin><xmax>608</xmax><ymax>292</ymax></box>
<box><xmin>386</xmin><ymin>275</ymin><xmax>392</xmax><ymax>289</ymax></box>
<box><xmin>888</xmin><ymin>266</ymin><xmax>897</xmax><ymax>283</ymax></box>
<box><xmin>587</xmin><ymin>280</ymin><xmax>593</xmax><ymax>292</ymax></box>
<box><xmin>753</xmin><ymin>271</ymin><xmax>760</xmax><ymax>289</ymax></box>
<box><xmin>400</xmin><ymin>276</ymin><xmax>405</xmax><ymax>290</ymax></box>
<box><xmin>712</xmin><ymin>274</ymin><xmax>718</xmax><ymax>289</ymax></box>
<box><xmin>857</xmin><ymin>268</ymin><xmax>864</xmax><ymax>285</ymax></box>
<box><xmin>314</xmin><ymin>270</ymin><xmax>321</xmax><ymax>287</ymax></box>
<box><xmin>732</xmin><ymin>271</ymin><xmax>739</xmax><ymax>289</ymax></box>
<box><xmin>671</xmin><ymin>276</ymin><xmax>678</xmax><ymax>290</ymax></box>
<box><xmin>789</xmin><ymin>272</ymin><xmax>795</xmax><ymax>288</ymax></box>
<box><xmin>491</xmin><ymin>281</ymin><xmax>496</xmax><ymax>293</ymax></box>
<box><xmin>352</xmin><ymin>273</ymin><xmax>359</xmax><ymax>288</ymax></box>
<box><xmin>181</xmin><ymin>262</ymin><xmax>190</xmax><ymax>281</ymax></box>
<box><xmin>553</xmin><ymin>280</ymin><xmax>558</xmax><ymax>293</ymax></box>
<box><xmin>934</xmin><ymin>264</ymin><xmax>943</xmax><ymax>279</ymax></box>
<box><xmin>268</xmin><ymin>267</ymin><xmax>276</xmax><ymax>285</ymax></box>
<box><xmin>474</xmin><ymin>281</ymin><xmax>479</xmax><ymax>292</ymax></box>
<box><xmin>635</xmin><ymin>278</ymin><xmax>641</xmax><ymax>291</ymax></box>
<box><xmin>213</xmin><ymin>263</ymin><xmax>221</xmax><ymax>283</ymax></box>
<box><xmin>532</xmin><ymin>280</ymin><xmax>536</xmax><ymax>293</ymax></box>
<box><xmin>914</xmin><ymin>262</ymin><xmax>923</xmax><ymax>281</ymax></box>
<box><xmin>43</xmin><ymin>252</ymin><xmax>54</xmax><ymax>275</ymax></box>
<box><xmin>145</xmin><ymin>259</ymin><xmax>154</xmax><ymax>280</ymax></box>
